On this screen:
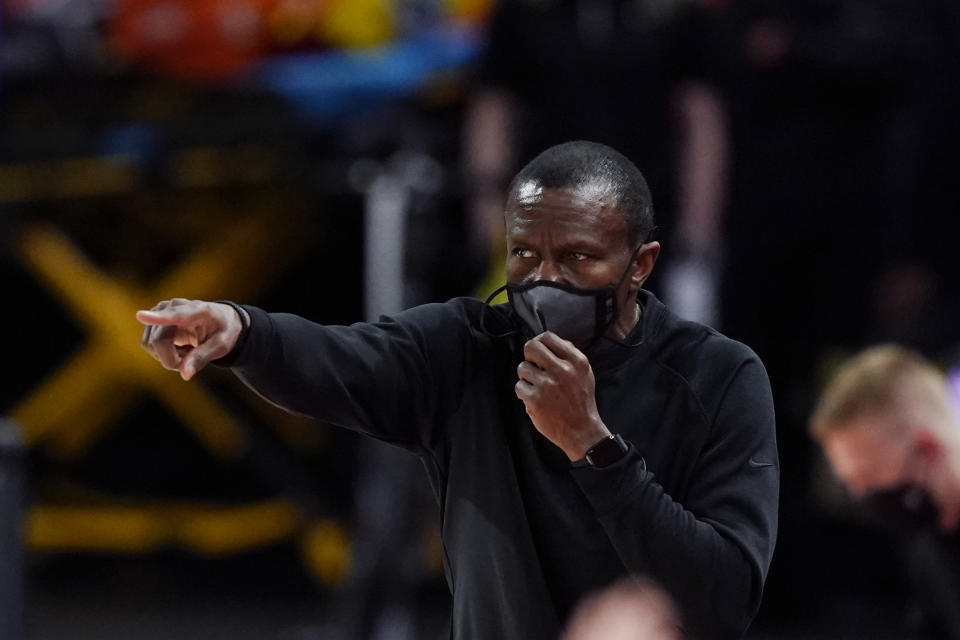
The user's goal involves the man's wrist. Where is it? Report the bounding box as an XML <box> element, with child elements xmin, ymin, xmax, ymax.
<box><xmin>571</xmin><ymin>433</ymin><xmax>629</xmax><ymax>468</ymax></box>
<box><xmin>562</xmin><ymin>418</ymin><xmax>611</xmax><ymax>461</ymax></box>
<box><xmin>212</xmin><ymin>300</ymin><xmax>251</xmax><ymax>366</ymax></box>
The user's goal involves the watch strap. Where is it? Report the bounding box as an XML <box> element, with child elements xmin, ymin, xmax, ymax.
<box><xmin>574</xmin><ymin>433</ymin><xmax>629</xmax><ymax>468</ymax></box>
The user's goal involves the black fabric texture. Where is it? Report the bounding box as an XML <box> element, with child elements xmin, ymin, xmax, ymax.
<box><xmin>906</xmin><ymin>530</ymin><xmax>960</xmax><ymax>639</ymax></box>
<box><xmin>221</xmin><ymin>290</ymin><xmax>779</xmax><ymax>639</ymax></box>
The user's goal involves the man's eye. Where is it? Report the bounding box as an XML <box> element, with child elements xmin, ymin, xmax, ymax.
<box><xmin>568</xmin><ymin>252</ymin><xmax>589</xmax><ymax>262</ymax></box>
<box><xmin>513</xmin><ymin>248</ymin><xmax>536</xmax><ymax>259</ymax></box>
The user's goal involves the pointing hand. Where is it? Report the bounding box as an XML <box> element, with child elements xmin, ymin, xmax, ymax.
<box><xmin>136</xmin><ymin>299</ymin><xmax>244</xmax><ymax>381</ymax></box>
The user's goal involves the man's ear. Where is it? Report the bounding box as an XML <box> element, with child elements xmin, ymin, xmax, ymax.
<box><xmin>914</xmin><ymin>429</ymin><xmax>944</xmax><ymax>464</ymax></box>
<box><xmin>630</xmin><ymin>242</ymin><xmax>661</xmax><ymax>290</ymax></box>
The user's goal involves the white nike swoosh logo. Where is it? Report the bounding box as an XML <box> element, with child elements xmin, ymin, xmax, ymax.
<box><xmin>749</xmin><ymin>458</ymin><xmax>775</xmax><ymax>469</ymax></box>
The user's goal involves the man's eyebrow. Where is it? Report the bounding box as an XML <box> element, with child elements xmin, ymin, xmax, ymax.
<box><xmin>555</xmin><ymin>238</ymin><xmax>608</xmax><ymax>254</ymax></box>
<box><xmin>505</xmin><ymin>228</ymin><xmax>532</xmax><ymax>243</ymax></box>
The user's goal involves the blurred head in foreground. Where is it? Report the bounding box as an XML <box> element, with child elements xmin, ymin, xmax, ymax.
<box><xmin>563</xmin><ymin>578</ymin><xmax>682</xmax><ymax>640</ymax></box>
<box><xmin>810</xmin><ymin>345</ymin><xmax>960</xmax><ymax>533</ymax></box>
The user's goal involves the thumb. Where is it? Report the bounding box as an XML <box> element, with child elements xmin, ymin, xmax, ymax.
<box><xmin>179</xmin><ymin>336</ymin><xmax>230</xmax><ymax>381</ymax></box>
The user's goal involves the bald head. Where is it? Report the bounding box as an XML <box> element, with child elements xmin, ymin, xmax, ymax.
<box><xmin>507</xmin><ymin>141</ymin><xmax>655</xmax><ymax>247</ymax></box>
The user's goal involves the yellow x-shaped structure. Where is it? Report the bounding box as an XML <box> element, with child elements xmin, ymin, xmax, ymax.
<box><xmin>12</xmin><ymin>213</ymin><xmax>303</xmax><ymax>458</ymax></box>
<box><xmin>6</xmin><ymin>198</ymin><xmax>354</xmax><ymax>584</ymax></box>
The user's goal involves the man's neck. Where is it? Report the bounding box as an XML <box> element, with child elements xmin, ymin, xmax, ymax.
<box><xmin>610</xmin><ymin>297</ymin><xmax>642</xmax><ymax>341</ymax></box>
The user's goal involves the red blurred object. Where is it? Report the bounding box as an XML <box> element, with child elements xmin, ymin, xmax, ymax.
<box><xmin>110</xmin><ymin>0</ymin><xmax>276</xmax><ymax>80</ymax></box>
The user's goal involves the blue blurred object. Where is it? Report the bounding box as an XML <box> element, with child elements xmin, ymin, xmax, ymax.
<box><xmin>98</xmin><ymin>123</ymin><xmax>161</xmax><ymax>161</ymax></box>
<box><xmin>254</xmin><ymin>26</ymin><xmax>481</xmax><ymax>127</ymax></box>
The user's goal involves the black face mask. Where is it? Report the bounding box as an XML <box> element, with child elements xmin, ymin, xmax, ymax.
<box><xmin>862</xmin><ymin>484</ymin><xmax>941</xmax><ymax>533</ymax></box>
<box><xmin>483</xmin><ymin>245</ymin><xmax>643</xmax><ymax>351</ymax></box>
<box><xmin>505</xmin><ymin>280</ymin><xmax>617</xmax><ymax>350</ymax></box>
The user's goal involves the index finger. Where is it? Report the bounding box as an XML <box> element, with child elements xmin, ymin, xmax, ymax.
<box><xmin>136</xmin><ymin>308</ymin><xmax>200</xmax><ymax>327</ymax></box>
<box><xmin>535</xmin><ymin>331</ymin><xmax>587</xmax><ymax>363</ymax></box>
<box><xmin>523</xmin><ymin>334</ymin><xmax>569</xmax><ymax>372</ymax></box>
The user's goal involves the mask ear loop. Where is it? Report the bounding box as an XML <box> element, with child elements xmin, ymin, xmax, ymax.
<box><xmin>598</xmin><ymin>242</ymin><xmax>649</xmax><ymax>349</ymax></box>
<box><xmin>480</xmin><ymin>284</ymin><xmax>522</xmax><ymax>340</ymax></box>
<box><xmin>615</xmin><ymin>242</ymin><xmax>646</xmax><ymax>292</ymax></box>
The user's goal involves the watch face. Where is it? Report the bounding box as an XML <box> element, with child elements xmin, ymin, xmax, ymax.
<box><xmin>586</xmin><ymin>434</ymin><xmax>628</xmax><ymax>467</ymax></box>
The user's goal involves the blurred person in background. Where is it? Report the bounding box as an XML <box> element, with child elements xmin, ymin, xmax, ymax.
<box><xmin>810</xmin><ymin>344</ymin><xmax>960</xmax><ymax>638</ymax></box>
<box><xmin>563</xmin><ymin>578</ymin><xmax>683</xmax><ymax>640</ymax></box>
<box><xmin>463</xmin><ymin>0</ymin><xmax>730</xmax><ymax>326</ymax></box>
<box><xmin>713</xmin><ymin>2</ymin><xmax>960</xmax><ymax>625</ymax></box>
<box><xmin>136</xmin><ymin>141</ymin><xmax>778</xmax><ymax>639</ymax></box>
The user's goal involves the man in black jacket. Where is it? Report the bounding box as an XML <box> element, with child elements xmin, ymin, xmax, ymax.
<box><xmin>138</xmin><ymin>141</ymin><xmax>779</xmax><ymax>639</ymax></box>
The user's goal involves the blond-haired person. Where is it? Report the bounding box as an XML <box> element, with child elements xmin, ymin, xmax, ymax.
<box><xmin>810</xmin><ymin>344</ymin><xmax>960</xmax><ymax>533</ymax></box>
<box><xmin>811</xmin><ymin>344</ymin><xmax>960</xmax><ymax>637</ymax></box>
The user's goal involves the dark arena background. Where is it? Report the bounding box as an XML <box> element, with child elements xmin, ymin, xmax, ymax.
<box><xmin>2</xmin><ymin>1</ymin><xmax>960</xmax><ymax>639</ymax></box>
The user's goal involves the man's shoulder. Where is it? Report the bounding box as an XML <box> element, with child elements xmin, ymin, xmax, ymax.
<box><xmin>647</xmin><ymin>296</ymin><xmax>759</xmax><ymax>370</ymax></box>
<box><xmin>644</xmin><ymin>294</ymin><xmax>766</xmax><ymax>401</ymax></box>
<box><xmin>383</xmin><ymin>297</ymin><xmax>498</xmax><ymax>347</ymax></box>
<box><xmin>391</xmin><ymin>297</ymin><xmax>488</xmax><ymax>326</ymax></box>
<box><xmin>639</xmin><ymin>297</ymin><xmax>773</xmax><ymax>433</ymax></box>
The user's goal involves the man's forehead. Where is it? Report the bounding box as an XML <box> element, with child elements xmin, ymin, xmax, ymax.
<box><xmin>506</xmin><ymin>182</ymin><xmax>626</xmax><ymax>233</ymax></box>
<box><xmin>510</xmin><ymin>179</ymin><xmax>619</xmax><ymax>209</ymax></box>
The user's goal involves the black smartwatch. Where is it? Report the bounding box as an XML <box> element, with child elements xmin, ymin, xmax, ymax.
<box><xmin>577</xmin><ymin>434</ymin><xmax>629</xmax><ymax>468</ymax></box>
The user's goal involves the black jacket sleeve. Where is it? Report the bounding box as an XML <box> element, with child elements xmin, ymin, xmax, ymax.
<box><xmin>220</xmin><ymin>302</ymin><xmax>476</xmax><ymax>454</ymax></box>
<box><xmin>569</xmin><ymin>357</ymin><xmax>779</xmax><ymax>639</ymax></box>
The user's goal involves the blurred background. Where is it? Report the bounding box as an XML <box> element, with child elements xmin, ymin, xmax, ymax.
<box><xmin>1</xmin><ymin>0</ymin><xmax>959</xmax><ymax>638</ymax></box>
